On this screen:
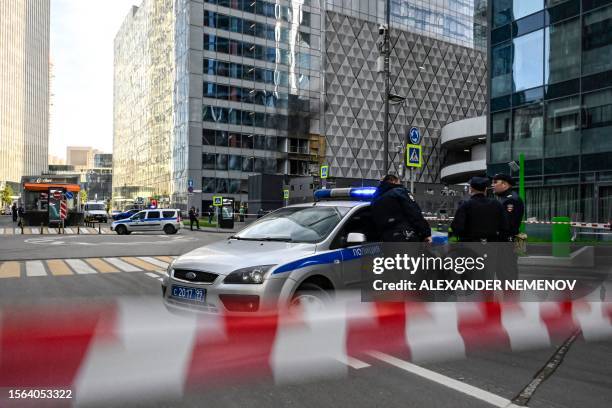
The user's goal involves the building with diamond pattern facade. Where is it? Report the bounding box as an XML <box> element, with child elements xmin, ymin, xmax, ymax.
<box><xmin>322</xmin><ymin>0</ymin><xmax>488</xmax><ymax>183</ymax></box>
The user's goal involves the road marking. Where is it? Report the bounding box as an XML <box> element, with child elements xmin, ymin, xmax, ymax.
<box><xmin>85</xmin><ymin>258</ymin><xmax>119</xmax><ymax>273</ymax></box>
<box><xmin>46</xmin><ymin>259</ymin><xmax>73</xmax><ymax>276</ymax></box>
<box><xmin>120</xmin><ymin>257</ymin><xmax>160</xmax><ymax>271</ymax></box>
<box><xmin>138</xmin><ymin>257</ymin><xmax>168</xmax><ymax>269</ymax></box>
<box><xmin>65</xmin><ymin>259</ymin><xmax>97</xmax><ymax>274</ymax></box>
<box><xmin>145</xmin><ymin>272</ymin><xmax>163</xmax><ymax>282</ymax></box>
<box><xmin>31</xmin><ymin>228</ymin><xmax>39</xmax><ymax>234</ymax></box>
<box><xmin>336</xmin><ymin>355</ymin><xmax>371</xmax><ymax>369</ymax></box>
<box><xmin>25</xmin><ymin>260</ymin><xmax>47</xmax><ymax>277</ymax></box>
<box><xmin>5</xmin><ymin>228</ymin><xmax>13</xmax><ymax>235</ymax></box>
<box><xmin>368</xmin><ymin>351</ymin><xmax>511</xmax><ymax>408</ymax></box>
<box><xmin>155</xmin><ymin>256</ymin><xmax>174</xmax><ymax>263</ymax></box>
<box><xmin>102</xmin><ymin>228</ymin><xmax>113</xmax><ymax>234</ymax></box>
<box><xmin>103</xmin><ymin>257</ymin><xmax>141</xmax><ymax>272</ymax></box>
<box><xmin>0</xmin><ymin>228</ymin><xmax>3</xmax><ymax>234</ymax></box>
<box><xmin>0</xmin><ymin>262</ymin><xmax>21</xmax><ymax>278</ymax></box>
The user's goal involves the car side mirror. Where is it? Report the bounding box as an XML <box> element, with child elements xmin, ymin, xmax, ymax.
<box><xmin>346</xmin><ymin>232</ymin><xmax>366</xmax><ymax>245</ymax></box>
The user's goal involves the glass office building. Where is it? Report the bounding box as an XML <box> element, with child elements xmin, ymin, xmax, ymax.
<box><xmin>488</xmin><ymin>0</ymin><xmax>612</xmax><ymax>222</ymax></box>
<box><xmin>114</xmin><ymin>0</ymin><xmax>322</xmax><ymax>209</ymax></box>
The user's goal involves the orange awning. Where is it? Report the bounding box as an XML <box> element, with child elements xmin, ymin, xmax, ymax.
<box><xmin>23</xmin><ymin>183</ymin><xmax>81</xmax><ymax>192</ymax></box>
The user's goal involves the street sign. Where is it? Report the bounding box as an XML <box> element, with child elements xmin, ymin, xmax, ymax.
<box><xmin>283</xmin><ymin>189</ymin><xmax>289</xmax><ymax>199</ymax></box>
<box><xmin>65</xmin><ymin>191</ymin><xmax>74</xmax><ymax>200</ymax></box>
<box><xmin>188</xmin><ymin>179</ymin><xmax>193</xmax><ymax>188</ymax></box>
<box><xmin>53</xmin><ymin>191</ymin><xmax>62</xmax><ymax>200</ymax></box>
<box><xmin>212</xmin><ymin>196</ymin><xmax>223</xmax><ymax>206</ymax></box>
<box><xmin>409</xmin><ymin>127</ymin><xmax>421</xmax><ymax>145</ymax></box>
<box><xmin>406</xmin><ymin>144</ymin><xmax>422</xmax><ymax>168</ymax></box>
<box><xmin>320</xmin><ymin>165</ymin><xmax>329</xmax><ymax>179</ymax></box>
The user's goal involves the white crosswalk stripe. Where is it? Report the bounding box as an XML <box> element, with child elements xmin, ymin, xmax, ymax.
<box><xmin>66</xmin><ymin>259</ymin><xmax>97</xmax><ymax>274</ymax></box>
<box><xmin>138</xmin><ymin>257</ymin><xmax>169</xmax><ymax>269</ymax></box>
<box><xmin>64</xmin><ymin>228</ymin><xmax>74</xmax><ymax>234</ymax></box>
<box><xmin>145</xmin><ymin>272</ymin><xmax>163</xmax><ymax>282</ymax></box>
<box><xmin>25</xmin><ymin>260</ymin><xmax>46</xmax><ymax>277</ymax></box>
<box><xmin>0</xmin><ymin>228</ymin><xmax>3</xmax><ymax>234</ymax></box>
<box><xmin>31</xmin><ymin>228</ymin><xmax>39</xmax><ymax>234</ymax></box>
<box><xmin>47</xmin><ymin>228</ymin><xmax>58</xmax><ymax>234</ymax></box>
<box><xmin>103</xmin><ymin>257</ymin><xmax>141</xmax><ymax>272</ymax></box>
<box><xmin>80</xmin><ymin>228</ymin><xmax>91</xmax><ymax>234</ymax></box>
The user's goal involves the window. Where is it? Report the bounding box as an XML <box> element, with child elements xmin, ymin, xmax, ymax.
<box><xmin>217</xmin><ymin>14</ymin><xmax>230</xmax><ymax>30</ymax></box>
<box><xmin>228</xmin><ymin>133</ymin><xmax>241</xmax><ymax>147</ymax></box>
<box><xmin>202</xmin><ymin>128</ymin><xmax>215</xmax><ymax>145</ymax></box>
<box><xmin>228</xmin><ymin>179</ymin><xmax>241</xmax><ymax>194</ymax></box>
<box><xmin>491</xmin><ymin>42</ymin><xmax>513</xmax><ymax>97</ymax></box>
<box><xmin>254</xmin><ymin>157</ymin><xmax>264</xmax><ymax>173</ymax></box>
<box><xmin>242</xmin><ymin>134</ymin><xmax>254</xmax><ymax>149</ymax></box>
<box><xmin>203</xmin><ymin>82</ymin><xmax>216</xmax><ymax>98</ymax></box>
<box><xmin>228</xmin><ymin>155</ymin><xmax>242</xmax><ymax>171</ymax></box>
<box><xmin>582</xmin><ymin>88</ymin><xmax>612</xmax><ymax>154</ymax></box>
<box><xmin>582</xmin><ymin>5</ymin><xmax>612</xmax><ymax>76</ymax></box>
<box><xmin>242</xmin><ymin>156</ymin><xmax>254</xmax><ymax>172</ymax></box>
<box><xmin>254</xmin><ymin>135</ymin><xmax>266</xmax><ymax>149</ymax></box>
<box><xmin>147</xmin><ymin>211</ymin><xmax>160</xmax><ymax>219</ymax></box>
<box><xmin>162</xmin><ymin>211</ymin><xmax>176</xmax><ymax>218</ymax></box>
<box><xmin>202</xmin><ymin>177</ymin><xmax>216</xmax><ymax>193</ymax></box>
<box><xmin>513</xmin><ymin>103</ymin><xmax>544</xmax><ymax>159</ymax></box>
<box><xmin>216</xmin><ymin>154</ymin><xmax>228</xmax><ymax>170</ymax></box>
<box><xmin>203</xmin><ymin>59</ymin><xmax>216</xmax><ymax>75</ymax></box>
<box><xmin>513</xmin><ymin>0</ymin><xmax>543</xmax><ymax>20</ymax></box>
<box><xmin>513</xmin><ymin>30</ymin><xmax>544</xmax><ymax>92</ymax></box>
<box><xmin>216</xmin><ymin>131</ymin><xmax>228</xmax><ymax>146</ymax></box>
<box><xmin>217</xmin><ymin>179</ymin><xmax>228</xmax><ymax>194</ymax></box>
<box><xmin>544</xmin><ymin>96</ymin><xmax>580</xmax><ymax>157</ymax></box>
<box><xmin>545</xmin><ymin>18</ymin><xmax>580</xmax><ymax>84</ymax></box>
<box><xmin>131</xmin><ymin>211</ymin><xmax>146</xmax><ymax>221</ymax></box>
<box><xmin>217</xmin><ymin>61</ymin><xmax>229</xmax><ymax>76</ymax></box>
<box><xmin>331</xmin><ymin>209</ymin><xmax>377</xmax><ymax>249</ymax></box>
<box><xmin>203</xmin><ymin>153</ymin><xmax>216</xmax><ymax>170</ymax></box>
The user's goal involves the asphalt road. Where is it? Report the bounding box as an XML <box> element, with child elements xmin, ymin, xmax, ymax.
<box><xmin>1</xmin><ymin>216</ymin><xmax>611</xmax><ymax>408</ymax></box>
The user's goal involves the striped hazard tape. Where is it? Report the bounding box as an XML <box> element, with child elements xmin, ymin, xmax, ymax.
<box><xmin>0</xmin><ymin>295</ymin><xmax>611</xmax><ymax>404</ymax></box>
<box><xmin>424</xmin><ymin>217</ymin><xmax>611</xmax><ymax>230</ymax></box>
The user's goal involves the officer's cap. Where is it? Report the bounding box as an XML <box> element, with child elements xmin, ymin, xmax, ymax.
<box><xmin>469</xmin><ymin>176</ymin><xmax>489</xmax><ymax>191</ymax></box>
<box><xmin>492</xmin><ymin>173</ymin><xmax>515</xmax><ymax>186</ymax></box>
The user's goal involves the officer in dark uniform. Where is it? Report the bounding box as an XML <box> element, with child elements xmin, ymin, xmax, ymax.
<box><xmin>371</xmin><ymin>174</ymin><xmax>432</xmax><ymax>242</ymax></box>
<box><xmin>492</xmin><ymin>173</ymin><xmax>525</xmax><ymax>240</ymax></box>
<box><xmin>492</xmin><ymin>173</ymin><xmax>525</xmax><ymax>282</ymax></box>
<box><xmin>450</xmin><ymin>177</ymin><xmax>508</xmax><ymax>242</ymax></box>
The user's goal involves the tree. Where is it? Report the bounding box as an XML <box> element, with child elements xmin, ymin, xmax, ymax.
<box><xmin>80</xmin><ymin>190</ymin><xmax>88</xmax><ymax>206</ymax></box>
<box><xmin>1</xmin><ymin>184</ymin><xmax>14</xmax><ymax>206</ymax></box>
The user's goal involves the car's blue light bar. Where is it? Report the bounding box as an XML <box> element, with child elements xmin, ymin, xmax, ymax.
<box><xmin>314</xmin><ymin>187</ymin><xmax>377</xmax><ymax>201</ymax></box>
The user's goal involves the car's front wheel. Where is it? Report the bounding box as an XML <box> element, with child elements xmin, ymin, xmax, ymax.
<box><xmin>289</xmin><ymin>283</ymin><xmax>331</xmax><ymax>312</ymax></box>
<box><xmin>115</xmin><ymin>225</ymin><xmax>127</xmax><ymax>235</ymax></box>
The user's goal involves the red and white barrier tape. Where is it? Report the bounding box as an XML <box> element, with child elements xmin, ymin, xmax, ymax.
<box><xmin>1</xmin><ymin>296</ymin><xmax>611</xmax><ymax>404</ymax></box>
<box><xmin>424</xmin><ymin>217</ymin><xmax>611</xmax><ymax>230</ymax></box>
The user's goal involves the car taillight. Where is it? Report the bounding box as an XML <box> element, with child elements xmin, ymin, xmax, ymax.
<box><xmin>177</xmin><ymin>214</ymin><xmax>182</xmax><ymax>222</ymax></box>
<box><xmin>219</xmin><ymin>295</ymin><xmax>259</xmax><ymax>312</ymax></box>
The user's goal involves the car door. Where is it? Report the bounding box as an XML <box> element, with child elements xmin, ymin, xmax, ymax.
<box><xmin>129</xmin><ymin>211</ymin><xmax>147</xmax><ymax>231</ymax></box>
<box><xmin>144</xmin><ymin>210</ymin><xmax>161</xmax><ymax>231</ymax></box>
<box><xmin>330</xmin><ymin>208</ymin><xmax>379</xmax><ymax>288</ymax></box>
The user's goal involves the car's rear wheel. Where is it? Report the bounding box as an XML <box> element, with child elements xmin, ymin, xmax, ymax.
<box><xmin>163</xmin><ymin>224</ymin><xmax>176</xmax><ymax>235</ymax></box>
<box><xmin>289</xmin><ymin>283</ymin><xmax>331</xmax><ymax>312</ymax></box>
<box><xmin>115</xmin><ymin>225</ymin><xmax>127</xmax><ymax>235</ymax></box>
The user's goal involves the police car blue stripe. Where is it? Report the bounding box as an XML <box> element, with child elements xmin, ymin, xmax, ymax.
<box><xmin>272</xmin><ymin>244</ymin><xmax>382</xmax><ymax>274</ymax></box>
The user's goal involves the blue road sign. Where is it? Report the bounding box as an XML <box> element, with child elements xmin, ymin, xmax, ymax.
<box><xmin>65</xmin><ymin>191</ymin><xmax>74</xmax><ymax>199</ymax></box>
<box><xmin>406</xmin><ymin>144</ymin><xmax>422</xmax><ymax>168</ymax></box>
<box><xmin>409</xmin><ymin>127</ymin><xmax>421</xmax><ymax>145</ymax></box>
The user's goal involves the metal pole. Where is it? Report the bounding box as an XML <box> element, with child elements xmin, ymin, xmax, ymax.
<box><xmin>410</xmin><ymin>168</ymin><xmax>414</xmax><ymax>194</ymax></box>
<box><xmin>383</xmin><ymin>0</ymin><xmax>390</xmax><ymax>175</ymax></box>
<box><xmin>519</xmin><ymin>153</ymin><xmax>526</xmax><ymax>233</ymax></box>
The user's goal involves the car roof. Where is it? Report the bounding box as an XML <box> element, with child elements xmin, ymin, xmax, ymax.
<box><xmin>287</xmin><ymin>201</ymin><xmax>369</xmax><ymax>209</ymax></box>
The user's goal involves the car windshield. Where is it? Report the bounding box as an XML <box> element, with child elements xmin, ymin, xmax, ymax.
<box><xmin>233</xmin><ymin>206</ymin><xmax>350</xmax><ymax>243</ymax></box>
<box><xmin>85</xmin><ymin>204</ymin><xmax>105</xmax><ymax>211</ymax></box>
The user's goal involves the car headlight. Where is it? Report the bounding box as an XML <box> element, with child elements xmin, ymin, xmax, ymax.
<box><xmin>223</xmin><ymin>265</ymin><xmax>275</xmax><ymax>284</ymax></box>
<box><xmin>165</xmin><ymin>262</ymin><xmax>174</xmax><ymax>277</ymax></box>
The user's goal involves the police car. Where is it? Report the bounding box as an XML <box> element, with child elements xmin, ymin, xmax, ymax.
<box><xmin>111</xmin><ymin>208</ymin><xmax>182</xmax><ymax>235</ymax></box>
<box><xmin>161</xmin><ymin>187</ymin><xmax>393</xmax><ymax>314</ymax></box>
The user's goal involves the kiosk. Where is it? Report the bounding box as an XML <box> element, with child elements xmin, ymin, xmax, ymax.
<box><xmin>219</xmin><ymin>197</ymin><xmax>235</xmax><ymax>229</ymax></box>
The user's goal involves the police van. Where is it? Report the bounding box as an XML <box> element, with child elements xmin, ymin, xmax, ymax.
<box><xmin>111</xmin><ymin>208</ymin><xmax>182</xmax><ymax>235</ymax></box>
<box><xmin>162</xmin><ymin>188</ymin><xmax>395</xmax><ymax>314</ymax></box>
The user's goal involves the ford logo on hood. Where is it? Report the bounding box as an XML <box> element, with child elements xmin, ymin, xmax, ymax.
<box><xmin>185</xmin><ymin>272</ymin><xmax>197</xmax><ymax>280</ymax></box>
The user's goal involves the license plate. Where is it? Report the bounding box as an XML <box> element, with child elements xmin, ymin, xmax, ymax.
<box><xmin>170</xmin><ymin>285</ymin><xmax>206</xmax><ymax>303</ymax></box>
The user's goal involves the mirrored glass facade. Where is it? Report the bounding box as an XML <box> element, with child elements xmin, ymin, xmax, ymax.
<box><xmin>488</xmin><ymin>0</ymin><xmax>612</xmax><ymax>222</ymax></box>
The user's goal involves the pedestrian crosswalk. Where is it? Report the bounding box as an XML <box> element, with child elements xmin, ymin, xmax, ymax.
<box><xmin>0</xmin><ymin>256</ymin><xmax>176</xmax><ymax>279</ymax></box>
<box><xmin>0</xmin><ymin>226</ymin><xmax>115</xmax><ymax>235</ymax></box>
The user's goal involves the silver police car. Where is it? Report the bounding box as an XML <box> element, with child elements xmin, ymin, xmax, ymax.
<box><xmin>162</xmin><ymin>188</ymin><xmax>382</xmax><ymax>314</ymax></box>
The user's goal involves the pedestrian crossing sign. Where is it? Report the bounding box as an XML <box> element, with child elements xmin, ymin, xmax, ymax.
<box><xmin>283</xmin><ymin>189</ymin><xmax>289</xmax><ymax>199</ymax></box>
<box><xmin>213</xmin><ymin>196</ymin><xmax>223</xmax><ymax>206</ymax></box>
<box><xmin>320</xmin><ymin>165</ymin><xmax>329</xmax><ymax>179</ymax></box>
<box><xmin>406</xmin><ymin>144</ymin><xmax>422</xmax><ymax>168</ymax></box>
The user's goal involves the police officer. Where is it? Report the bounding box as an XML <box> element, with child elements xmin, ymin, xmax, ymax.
<box><xmin>450</xmin><ymin>177</ymin><xmax>508</xmax><ymax>242</ymax></box>
<box><xmin>371</xmin><ymin>174</ymin><xmax>432</xmax><ymax>242</ymax></box>
<box><xmin>492</xmin><ymin>173</ymin><xmax>525</xmax><ymax>241</ymax></box>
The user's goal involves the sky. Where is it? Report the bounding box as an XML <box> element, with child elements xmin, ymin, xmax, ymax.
<box><xmin>49</xmin><ymin>0</ymin><xmax>138</xmax><ymax>160</ymax></box>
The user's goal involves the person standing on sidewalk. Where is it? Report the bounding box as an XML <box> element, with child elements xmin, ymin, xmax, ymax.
<box><xmin>11</xmin><ymin>202</ymin><xmax>17</xmax><ymax>222</ymax></box>
<box><xmin>189</xmin><ymin>206</ymin><xmax>200</xmax><ymax>231</ymax></box>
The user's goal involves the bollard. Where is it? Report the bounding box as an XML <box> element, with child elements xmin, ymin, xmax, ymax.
<box><xmin>552</xmin><ymin>216</ymin><xmax>571</xmax><ymax>257</ymax></box>
<box><xmin>21</xmin><ymin>224</ymin><xmax>24</xmax><ymax>234</ymax></box>
<box><xmin>77</xmin><ymin>225</ymin><xmax>80</xmax><ymax>234</ymax></box>
<box><xmin>41</xmin><ymin>223</ymin><xmax>44</xmax><ymax>234</ymax></box>
<box><xmin>98</xmin><ymin>223</ymin><xmax>101</xmax><ymax>234</ymax></box>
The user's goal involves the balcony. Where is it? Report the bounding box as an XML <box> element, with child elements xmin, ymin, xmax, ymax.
<box><xmin>440</xmin><ymin>116</ymin><xmax>487</xmax><ymax>184</ymax></box>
